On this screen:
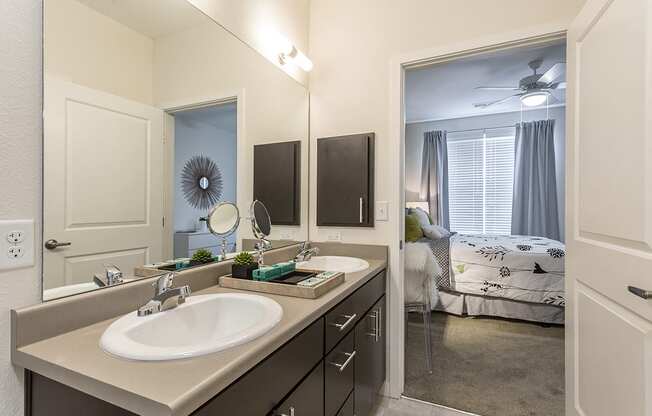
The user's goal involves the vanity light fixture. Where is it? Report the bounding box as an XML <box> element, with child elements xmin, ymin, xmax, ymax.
<box><xmin>520</xmin><ymin>91</ymin><xmax>549</xmax><ymax>107</ymax></box>
<box><xmin>277</xmin><ymin>35</ymin><xmax>313</xmax><ymax>72</ymax></box>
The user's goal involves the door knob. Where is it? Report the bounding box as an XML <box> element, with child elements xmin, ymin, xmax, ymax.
<box><xmin>627</xmin><ymin>286</ymin><xmax>652</xmax><ymax>299</ymax></box>
<box><xmin>44</xmin><ymin>239</ymin><xmax>72</xmax><ymax>250</ymax></box>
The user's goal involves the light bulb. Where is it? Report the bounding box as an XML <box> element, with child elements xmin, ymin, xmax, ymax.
<box><xmin>520</xmin><ymin>92</ymin><xmax>549</xmax><ymax>107</ymax></box>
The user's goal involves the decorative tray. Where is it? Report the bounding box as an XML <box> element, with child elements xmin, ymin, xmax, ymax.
<box><xmin>218</xmin><ymin>269</ymin><xmax>345</xmax><ymax>299</ymax></box>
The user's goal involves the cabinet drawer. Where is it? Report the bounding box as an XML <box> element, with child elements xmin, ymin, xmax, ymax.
<box><xmin>336</xmin><ymin>392</ymin><xmax>353</xmax><ymax>416</ymax></box>
<box><xmin>194</xmin><ymin>318</ymin><xmax>324</xmax><ymax>415</ymax></box>
<box><xmin>325</xmin><ymin>271</ymin><xmax>385</xmax><ymax>352</ymax></box>
<box><xmin>273</xmin><ymin>362</ymin><xmax>324</xmax><ymax>416</ymax></box>
<box><xmin>324</xmin><ymin>331</ymin><xmax>355</xmax><ymax>416</ymax></box>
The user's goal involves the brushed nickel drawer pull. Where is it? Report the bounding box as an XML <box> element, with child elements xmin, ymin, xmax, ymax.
<box><xmin>628</xmin><ymin>286</ymin><xmax>652</xmax><ymax>299</ymax></box>
<box><xmin>329</xmin><ymin>351</ymin><xmax>356</xmax><ymax>372</ymax></box>
<box><xmin>329</xmin><ymin>313</ymin><xmax>357</xmax><ymax>332</ymax></box>
<box><xmin>359</xmin><ymin>197</ymin><xmax>364</xmax><ymax>223</ymax></box>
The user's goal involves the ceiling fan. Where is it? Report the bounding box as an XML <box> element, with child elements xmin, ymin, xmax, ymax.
<box><xmin>473</xmin><ymin>59</ymin><xmax>566</xmax><ymax>108</ymax></box>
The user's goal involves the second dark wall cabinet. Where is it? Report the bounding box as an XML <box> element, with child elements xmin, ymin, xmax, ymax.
<box><xmin>317</xmin><ymin>133</ymin><xmax>374</xmax><ymax>227</ymax></box>
<box><xmin>254</xmin><ymin>141</ymin><xmax>301</xmax><ymax>225</ymax></box>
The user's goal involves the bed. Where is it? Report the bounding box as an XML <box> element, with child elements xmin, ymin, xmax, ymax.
<box><xmin>420</xmin><ymin>233</ymin><xmax>565</xmax><ymax>324</ymax></box>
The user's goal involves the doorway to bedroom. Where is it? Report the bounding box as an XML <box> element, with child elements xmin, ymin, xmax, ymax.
<box><xmin>402</xmin><ymin>38</ymin><xmax>567</xmax><ymax>416</ymax></box>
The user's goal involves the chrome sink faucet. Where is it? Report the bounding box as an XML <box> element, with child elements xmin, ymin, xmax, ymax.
<box><xmin>137</xmin><ymin>273</ymin><xmax>191</xmax><ymax>317</ymax></box>
<box><xmin>294</xmin><ymin>241</ymin><xmax>319</xmax><ymax>262</ymax></box>
<box><xmin>93</xmin><ymin>264</ymin><xmax>124</xmax><ymax>287</ymax></box>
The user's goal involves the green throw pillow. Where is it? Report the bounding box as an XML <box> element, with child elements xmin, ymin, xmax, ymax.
<box><xmin>405</xmin><ymin>214</ymin><xmax>424</xmax><ymax>242</ymax></box>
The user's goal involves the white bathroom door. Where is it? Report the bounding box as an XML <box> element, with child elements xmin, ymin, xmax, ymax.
<box><xmin>43</xmin><ymin>77</ymin><xmax>165</xmax><ymax>288</ymax></box>
<box><xmin>566</xmin><ymin>0</ymin><xmax>652</xmax><ymax>415</ymax></box>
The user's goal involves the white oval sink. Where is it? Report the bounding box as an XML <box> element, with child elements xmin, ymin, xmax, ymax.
<box><xmin>100</xmin><ymin>293</ymin><xmax>283</xmax><ymax>361</ymax></box>
<box><xmin>296</xmin><ymin>256</ymin><xmax>369</xmax><ymax>273</ymax></box>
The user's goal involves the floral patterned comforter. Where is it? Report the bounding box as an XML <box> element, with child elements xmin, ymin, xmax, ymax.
<box><xmin>449</xmin><ymin>234</ymin><xmax>565</xmax><ymax>306</ymax></box>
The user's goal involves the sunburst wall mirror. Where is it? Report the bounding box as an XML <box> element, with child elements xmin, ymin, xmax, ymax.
<box><xmin>181</xmin><ymin>155</ymin><xmax>224</xmax><ymax>210</ymax></box>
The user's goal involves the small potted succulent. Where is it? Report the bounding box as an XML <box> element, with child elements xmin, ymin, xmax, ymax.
<box><xmin>232</xmin><ymin>251</ymin><xmax>258</xmax><ymax>279</ymax></box>
<box><xmin>189</xmin><ymin>248</ymin><xmax>214</xmax><ymax>266</ymax></box>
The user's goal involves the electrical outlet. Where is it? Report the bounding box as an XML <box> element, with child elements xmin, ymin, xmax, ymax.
<box><xmin>7</xmin><ymin>230</ymin><xmax>24</xmax><ymax>244</ymax></box>
<box><xmin>0</xmin><ymin>219</ymin><xmax>34</xmax><ymax>271</ymax></box>
<box><xmin>327</xmin><ymin>231</ymin><xmax>342</xmax><ymax>242</ymax></box>
<box><xmin>7</xmin><ymin>246</ymin><xmax>24</xmax><ymax>259</ymax></box>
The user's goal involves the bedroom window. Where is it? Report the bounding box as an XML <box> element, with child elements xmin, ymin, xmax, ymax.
<box><xmin>447</xmin><ymin>132</ymin><xmax>515</xmax><ymax>234</ymax></box>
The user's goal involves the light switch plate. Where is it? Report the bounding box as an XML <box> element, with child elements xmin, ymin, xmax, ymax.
<box><xmin>376</xmin><ymin>201</ymin><xmax>389</xmax><ymax>221</ymax></box>
<box><xmin>0</xmin><ymin>219</ymin><xmax>35</xmax><ymax>271</ymax></box>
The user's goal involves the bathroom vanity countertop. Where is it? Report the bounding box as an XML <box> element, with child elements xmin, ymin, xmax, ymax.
<box><xmin>13</xmin><ymin>259</ymin><xmax>387</xmax><ymax>416</ymax></box>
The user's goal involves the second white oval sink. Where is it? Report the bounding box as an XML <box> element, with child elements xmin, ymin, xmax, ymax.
<box><xmin>100</xmin><ymin>293</ymin><xmax>283</xmax><ymax>361</ymax></box>
<box><xmin>296</xmin><ymin>256</ymin><xmax>370</xmax><ymax>273</ymax></box>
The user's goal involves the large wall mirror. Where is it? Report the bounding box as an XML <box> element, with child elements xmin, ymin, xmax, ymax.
<box><xmin>42</xmin><ymin>0</ymin><xmax>309</xmax><ymax>300</ymax></box>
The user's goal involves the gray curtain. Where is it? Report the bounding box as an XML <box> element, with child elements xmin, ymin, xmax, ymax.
<box><xmin>511</xmin><ymin>120</ymin><xmax>560</xmax><ymax>240</ymax></box>
<box><xmin>420</xmin><ymin>130</ymin><xmax>449</xmax><ymax>229</ymax></box>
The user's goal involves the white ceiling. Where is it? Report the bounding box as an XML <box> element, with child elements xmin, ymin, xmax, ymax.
<box><xmin>174</xmin><ymin>103</ymin><xmax>237</xmax><ymax>134</ymax></box>
<box><xmin>77</xmin><ymin>0</ymin><xmax>209</xmax><ymax>39</ymax></box>
<box><xmin>405</xmin><ymin>41</ymin><xmax>566</xmax><ymax>123</ymax></box>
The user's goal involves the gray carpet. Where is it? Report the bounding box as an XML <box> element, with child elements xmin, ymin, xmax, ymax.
<box><xmin>404</xmin><ymin>312</ymin><xmax>564</xmax><ymax>416</ymax></box>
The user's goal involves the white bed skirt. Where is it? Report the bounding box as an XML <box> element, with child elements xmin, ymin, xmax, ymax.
<box><xmin>433</xmin><ymin>289</ymin><xmax>564</xmax><ymax>325</ymax></box>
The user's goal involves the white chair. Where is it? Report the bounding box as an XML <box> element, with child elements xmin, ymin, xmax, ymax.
<box><xmin>404</xmin><ymin>242</ymin><xmax>441</xmax><ymax>374</ymax></box>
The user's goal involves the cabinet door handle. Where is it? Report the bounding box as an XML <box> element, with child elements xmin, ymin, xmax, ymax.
<box><xmin>277</xmin><ymin>406</ymin><xmax>295</xmax><ymax>416</ymax></box>
<box><xmin>359</xmin><ymin>197</ymin><xmax>364</xmax><ymax>223</ymax></box>
<box><xmin>366</xmin><ymin>310</ymin><xmax>379</xmax><ymax>341</ymax></box>
<box><xmin>628</xmin><ymin>286</ymin><xmax>652</xmax><ymax>299</ymax></box>
<box><xmin>329</xmin><ymin>351</ymin><xmax>356</xmax><ymax>372</ymax></box>
<box><xmin>329</xmin><ymin>313</ymin><xmax>357</xmax><ymax>332</ymax></box>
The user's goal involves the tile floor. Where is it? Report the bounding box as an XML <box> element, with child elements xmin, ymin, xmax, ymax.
<box><xmin>372</xmin><ymin>396</ymin><xmax>478</xmax><ymax>416</ymax></box>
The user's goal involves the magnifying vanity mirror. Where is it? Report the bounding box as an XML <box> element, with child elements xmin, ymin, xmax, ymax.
<box><xmin>207</xmin><ymin>202</ymin><xmax>240</xmax><ymax>260</ymax></box>
<box><xmin>41</xmin><ymin>0</ymin><xmax>310</xmax><ymax>301</ymax></box>
<box><xmin>250</xmin><ymin>200</ymin><xmax>272</xmax><ymax>266</ymax></box>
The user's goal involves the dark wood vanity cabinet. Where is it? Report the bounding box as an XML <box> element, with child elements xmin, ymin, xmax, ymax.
<box><xmin>317</xmin><ymin>133</ymin><xmax>374</xmax><ymax>227</ymax></box>
<box><xmin>354</xmin><ymin>296</ymin><xmax>386</xmax><ymax>416</ymax></box>
<box><xmin>26</xmin><ymin>270</ymin><xmax>386</xmax><ymax>416</ymax></box>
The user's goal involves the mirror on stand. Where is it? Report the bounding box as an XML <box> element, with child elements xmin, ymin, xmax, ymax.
<box><xmin>206</xmin><ymin>202</ymin><xmax>240</xmax><ymax>260</ymax></box>
<box><xmin>250</xmin><ymin>200</ymin><xmax>272</xmax><ymax>265</ymax></box>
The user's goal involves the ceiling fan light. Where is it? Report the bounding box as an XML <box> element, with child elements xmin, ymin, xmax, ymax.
<box><xmin>521</xmin><ymin>91</ymin><xmax>549</xmax><ymax>107</ymax></box>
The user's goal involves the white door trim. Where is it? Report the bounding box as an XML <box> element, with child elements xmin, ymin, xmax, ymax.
<box><xmin>387</xmin><ymin>22</ymin><xmax>569</xmax><ymax>398</ymax></box>
<box><xmin>161</xmin><ymin>90</ymin><xmax>245</xmax><ymax>251</ymax></box>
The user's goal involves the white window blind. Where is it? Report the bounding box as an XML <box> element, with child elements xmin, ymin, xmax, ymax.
<box><xmin>447</xmin><ymin>131</ymin><xmax>515</xmax><ymax>235</ymax></box>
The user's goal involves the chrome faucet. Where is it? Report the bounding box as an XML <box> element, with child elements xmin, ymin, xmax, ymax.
<box><xmin>137</xmin><ymin>273</ymin><xmax>191</xmax><ymax>317</ymax></box>
<box><xmin>294</xmin><ymin>242</ymin><xmax>319</xmax><ymax>262</ymax></box>
<box><xmin>93</xmin><ymin>264</ymin><xmax>124</xmax><ymax>287</ymax></box>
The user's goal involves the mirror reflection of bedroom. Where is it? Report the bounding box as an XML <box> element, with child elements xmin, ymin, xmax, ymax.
<box><xmin>403</xmin><ymin>39</ymin><xmax>566</xmax><ymax>416</ymax></box>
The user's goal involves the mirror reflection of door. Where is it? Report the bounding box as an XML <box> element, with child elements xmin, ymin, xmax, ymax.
<box><xmin>43</xmin><ymin>77</ymin><xmax>165</xmax><ymax>290</ymax></box>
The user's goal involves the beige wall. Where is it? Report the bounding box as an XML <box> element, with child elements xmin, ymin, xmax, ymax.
<box><xmin>0</xmin><ymin>1</ymin><xmax>42</xmax><ymax>415</ymax></box>
<box><xmin>154</xmin><ymin>21</ymin><xmax>310</xmax><ymax>243</ymax></box>
<box><xmin>189</xmin><ymin>0</ymin><xmax>311</xmax><ymax>86</ymax></box>
<box><xmin>307</xmin><ymin>0</ymin><xmax>585</xmax><ymax>245</ymax></box>
<box><xmin>44</xmin><ymin>0</ymin><xmax>154</xmax><ymax>105</ymax></box>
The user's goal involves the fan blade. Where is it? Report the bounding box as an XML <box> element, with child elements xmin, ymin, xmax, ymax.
<box><xmin>475</xmin><ymin>86</ymin><xmax>520</xmax><ymax>91</ymax></box>
<box><xmin>537</xmin><ymin>63</ymin><xmax>566</xmax><ymax>84</ymax></box>
<box><xmin>547</xmin><ymin>81</ymin><xmax>567</xmax><ymax>90</ymax></box>
<box><xmin>473</xmin><ymin>94</ymin><xmax>518</xmax><ymax>108</ymax></box>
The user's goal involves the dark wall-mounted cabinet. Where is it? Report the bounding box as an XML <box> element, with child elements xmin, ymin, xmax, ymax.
<box><xmin>317</xmin><ymin>133</ymin><xmax>374</xmax><ymax>227</ymax></box>
<box><xmin>254</xmin><ymin>141</ymin><xmax>301</xmax><ymax>225</ymax></box>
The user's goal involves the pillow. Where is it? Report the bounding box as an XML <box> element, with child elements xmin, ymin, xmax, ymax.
<box><xmin>422</xmin><ymin>224</ymin><xmax>451</xmax><ymax>240</ymax></box>
<box><xmin>405</xmin><ymin>214</ymin><xmax>424</xmax><ymax>242</ymax></box>
<box><xmin>410</xmin><ymin>207</ymin><xmax>431</xmax><ymax>229</ymax></box>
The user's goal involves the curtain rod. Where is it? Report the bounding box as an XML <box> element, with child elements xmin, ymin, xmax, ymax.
<box><xmin>445</xmin><ymin>124</ymin><xmax>516</xmax><ymax>135</ymax></box>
